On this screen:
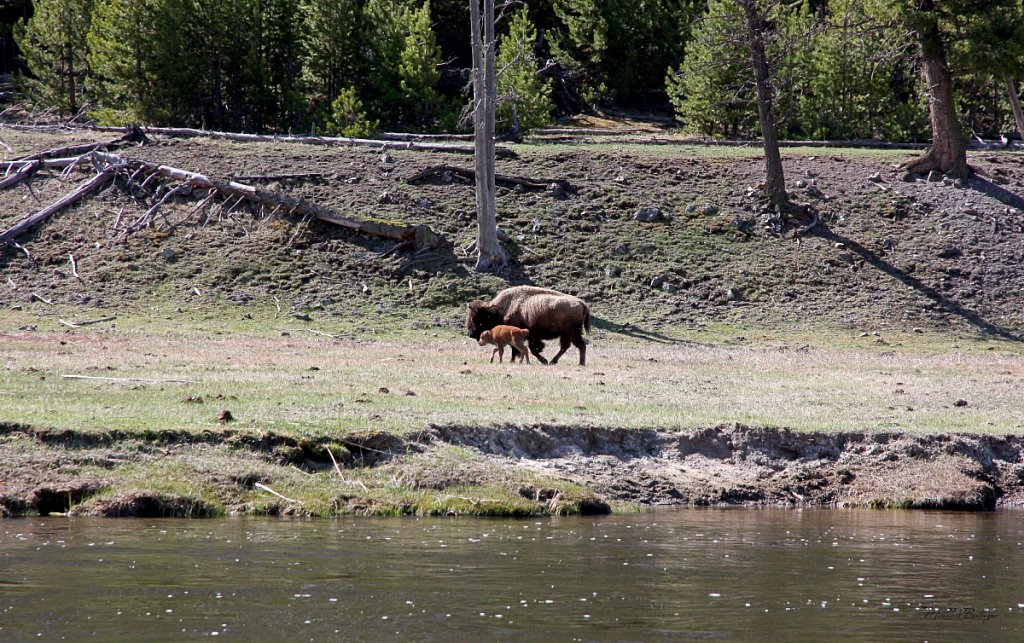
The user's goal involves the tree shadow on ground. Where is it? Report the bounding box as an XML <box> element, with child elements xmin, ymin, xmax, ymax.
<box><xmin>812</xmin><ymin>222</ymin><xmax>1023</xmax><ymax>343</ymax></box>
<box><xmin>591</xmin><ymin>316</ymin><xmax>690</xmax><ymax>345</ymax></box>
<box><xmin>965</xmin><ymin>175</ymin><xmax>1024</xmax><ymax>211</ymax></box>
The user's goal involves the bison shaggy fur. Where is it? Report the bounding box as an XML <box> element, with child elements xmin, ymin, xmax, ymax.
<box><xmin>466</xmin><ymin>286</ymin><xmax>591</xmax><ymax>365</ymax></box>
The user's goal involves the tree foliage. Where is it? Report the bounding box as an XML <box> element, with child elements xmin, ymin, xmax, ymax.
<box><xmin>5</xmin><ymin>0</ymin><xmax>1024</xmax><ymax>144</ymax></box>
<box><xmin>496</xmin><ymin>6</ymin><xmax>554</xmax><ymax>134</ymax></box>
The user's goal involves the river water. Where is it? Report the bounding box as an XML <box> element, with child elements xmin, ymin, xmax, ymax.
<box><xmin>2</xmin><ymin>509</ymin><xmax>1023</xmax><ymax>640</ymax></box>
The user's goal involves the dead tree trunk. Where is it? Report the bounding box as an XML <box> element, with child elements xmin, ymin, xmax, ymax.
<box><xmin>904</xmin><ymin>3</ymin><xmax>969</xmax><ymax>178</ymax></box>
<box><xmin>470</xmin><ymin>0</ymin><xmax>506</xmax><ymax>272</ymax></box>
<box><xmin>1006</xmin><ymin>76</ymin><xmax>1024</xmax><ymax>144</ymax></box>
<box><xmin>0</xmin><ymin>164</ymin><xmax>121</xmax><ymax>246</ymax></box>
<box><xmin>739</xmin><ymin>0</ymin><xmax>789</xmax><ymax>212</ymax></box>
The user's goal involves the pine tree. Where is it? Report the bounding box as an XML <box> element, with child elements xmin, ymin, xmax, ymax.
<box><xmin>86</xmin><ymin>0</ymin><xmax>158</xmax><ymax>124</ymax></box>
<box><xmin>666</xmin><ymin>0</ymin><xmax>753</xmax><ymax>137</ymax></box>
<box><xmin>16</xmin><ymin>0</ymin><xmax>94</xmax><ymax>115</ymax></box>
<box><xmin>299</xmin><ymin>0</ymin><xmax>365</xmax><ymax>124</ymax></box>
<box><xmin>496</xmin><ymin>6</ymin><xmax>554</xmax><ymax>134</ymax></box>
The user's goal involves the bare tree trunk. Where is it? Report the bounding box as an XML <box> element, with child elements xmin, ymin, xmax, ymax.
<box><xmin>1006</xmin><ymin>76</ymin><xmax>1024</xmax><ymax>144</ymax></box>
<box><xmin>739</xmin><ymin>0</ymin><xmax>788</xmax><ymax>211</ymax></box>
<box><xmin>470</xmin><ymin>0</ymin><xmax>506</xmax><ymax>272</ymax></box>
<box><xmin>904</xmin><ymin>3</ymin><xmax>969</xmax><ymax>178</ymax></box>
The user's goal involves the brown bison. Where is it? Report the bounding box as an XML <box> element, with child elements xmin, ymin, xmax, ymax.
<box><xmin>466</xmin><ymin>286</ymin><xmax>591</xmax><ymax>365</ymax></box>
<box><xmin>479</xmin><ymin>325</ymin><xmax>531</xmax><ymax>364</ymax></box>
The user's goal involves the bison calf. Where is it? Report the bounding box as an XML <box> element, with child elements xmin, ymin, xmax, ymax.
<box><xmin>467</xmin><ymin>286</ymin><xmax>590</xmax><ymax>365</ymax></box>
<box><xmin>479</xmin><ymin>325</ymin><xmax>531</xmax><ymax>364</ymax></box>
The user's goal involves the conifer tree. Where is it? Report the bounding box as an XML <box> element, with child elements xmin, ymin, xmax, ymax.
<box><xmin>16</xmin><ymin>0</ymin><xmax>94</xmax><ymax>115</ymax></box>
<box><xmin>87</xmin><ymin>0</ymin><xmax>157</xmax><ymax>124</ymax></box>
<box><xmin>299</xmin><ymin>0</ymin><xmax>365</xmax><ymax>123</ymax></box>
<box><xmin>496</xmin><ymin>5</ymin><xmax>553</xmax><ymax>134</ymax></box>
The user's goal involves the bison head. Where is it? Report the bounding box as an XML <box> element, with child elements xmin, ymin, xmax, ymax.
<box><xmin>466</xmin><ymin>300</ymin><xmax>502</xmax><ymax>339</ymax></box>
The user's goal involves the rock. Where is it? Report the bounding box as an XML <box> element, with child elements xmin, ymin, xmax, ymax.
<box><xmin>868</xmin><ymin>172</ymin><xmax>884</xmax><ymax>183</ymax></box>
<box><xmin>953</xmin><ymin>399</ymin><xmax>968</xmax><ymax>407</ymax></box>
<box><xmin>613</xmin><ymin>244</ymin><xmax>630</xmax><ymax>256</ymax></box>
<box><xmin>937</xmin><ymin>246</ymin><xmax>961</xmax><ymax>259</ymax></box>
<box><xmin>702</xmin><ymin>204</ymin><xmax>719</xmax><ymax>216</ymax></box>
<box><xmin>634</xmin><ymin>206</ymin><xmax>670</xmax><ymax>223</ymax></box>
<box><xmin>806</xmin><ymin>184</ymin><xmax>825</xmax><ymax>199</ymax></box>
<box><xmin>795</xmin><ymin>179</ymin><xmax>807</xmax><ymax>188</ymax></box>
<box><xmin>531</xmin><ymin>218</ymin><xmax>543</xmax><ymax>233</ymax></box>
<box><xmin>496</xmin><ymin>227</ymin><xmax>511</xmax><ymax>242</ymax></box>
<box><xmin>650</xmin><ymin>274</ymin><xmax>669</xmax><ymax>289</ymax></box>
<box><xmin>726</xmin><ymin>287</ymin><xmax>741</xmax><ymax>301</ymax></box>
<box><xmin>377</xmin><ymin>191</ymin><xmax>393</xmax><ymax>205</ymax></box>
<box><xmin>605</xmin><ymin>265</ymin><xmax>621</xmax><ymax>277</ymax></box>
<box><xmin>159</xmin><ymin>247</ymin><xmax>177</xmax><ymax>262</ymax></box>
<box><xmin>415</xmin><ymin>197</ymin><xmax>433</xmax><ymax>209</ymax></box>
<box><xmin>927</xmin><ymin>170</ymin><xmax>943</xmax><ymax>182</ymax></box>
<box><xmin>379</xmin><ymin>151</ymin><xmax>394</xmax><ymax>164</ymax></box>
<box><xmin>612</xmin><ymin>174</ymin><xmax>627</xmax><ymax>184</ymax></box>
<box><xmin>293</xmin><ymin>312</ymin><xmax>312</xmax><ymax>322</ymax></box>
<box><xmin>685</xmin><ymin>203</ymin><xmax>698</xmax><ymax>214</ymax></box>
<box><xmin>881</xmin><ymin>238</ymin><xmax>896</xmax><ymax>251</ymax></box>
<box><xmin>441</xmin><ymin>169</ymin><xmax>453</xmax><ymax>183</ymax></box>
<box><xmin>218</xmin><ymin>410</ymin><xmax>235</xmax><ymax>424</ymax></box>
<box><xmin>661</xmin><ymin>282</ymin><xmax>678</xmax><ymax>294</ymax></box>
<box><xmin>546</xmin><ymin>182</ymin><xmax>565</xmax><ymax>198</ymax></box>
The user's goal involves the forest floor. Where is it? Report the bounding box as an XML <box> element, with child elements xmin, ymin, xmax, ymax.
<box><xmin>2</xmin><ymin>124</ymin><xmax>1024</xmax><ymax>517</ymax></box>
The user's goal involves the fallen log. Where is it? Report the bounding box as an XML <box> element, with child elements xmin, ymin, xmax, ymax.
<box><xmin>96</xmin><ymin>125</ymin><xmax>516</xmax><ymax>158</ymax></box>
<box><xmin>91</xmin><ymin>152</ymin><xmax>449</xmax><ymax>250</ymax></box>
<box><xmin>407</xmin><ymin>164</ymin><xmax>571</xmax><ymax>191</ymax></box>
<box><xmin>380</xmin><ymin>132</ymin><xmax>475</xmax><ymax>142</ymax></box>
<box><xmin>12</xmin><ymin>126</ymin><xmax>147</xmax><ymax>163</ymax></box>
<box><xmin>0</xmin><ymin>163</ymin><xmax>121</xmax><ymax>246</ymax></box>
<box><xmin>0</xmin><ymin>160</ymin><xmax>41</xmax><ymax>190</ymax></box>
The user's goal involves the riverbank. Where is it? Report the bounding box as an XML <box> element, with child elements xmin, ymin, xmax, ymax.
<box><xmin>3</xmin><ymin>421</ymin><xmax>1023</xmax><ymax>517</ymax></box>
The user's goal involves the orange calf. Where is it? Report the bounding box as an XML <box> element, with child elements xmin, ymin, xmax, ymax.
<box><xmin>478</xmin><ymin>325</ymin><xmax>531</xmax><ymax>364</ymax></box>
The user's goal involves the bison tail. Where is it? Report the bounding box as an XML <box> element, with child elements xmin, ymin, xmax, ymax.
<box><xmin>584</xmin><ymin>309</ymin><xmax>591</xmax><ymax>334</ymax></box>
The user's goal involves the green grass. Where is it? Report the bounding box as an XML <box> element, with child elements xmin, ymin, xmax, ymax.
<box><xmin>3</xmin><ymin>306</ymin><xmax>1022</xmax><ymax>436</ymax></box>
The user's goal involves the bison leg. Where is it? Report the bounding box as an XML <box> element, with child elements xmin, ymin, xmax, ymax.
<box><xmin>549</xmin><ymin>336</ymin><xmax>572</xmax><ymax>364</ymax></box>
<box><xmin>529</xmin><ymin>336</ymin><xmax>548</xmax><ymax>365</ymax></box>
<box><xmin>572</xmin><ymin>335</ymin><xmax>587</xmax><ymax>366</ymax></box>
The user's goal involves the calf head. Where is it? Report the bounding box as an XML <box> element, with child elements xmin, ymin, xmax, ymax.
<box><xmin>478</xmin><ymin>330</ymin><xmax>493</xmax><ymax>346</ymax></box>
<box><xmin>466</xmin><ymin>300</ymin><xmax>502</xmax><ymax>339</ymax></box>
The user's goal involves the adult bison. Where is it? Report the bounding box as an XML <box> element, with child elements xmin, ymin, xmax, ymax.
<box><xmin>466</xmin><ymin>286</ymin><xmax>591</xmax><ymax>365</ymax></box>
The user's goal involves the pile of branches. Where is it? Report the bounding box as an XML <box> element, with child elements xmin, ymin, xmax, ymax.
<box><xmin>1</xmin><ymin>131</ymin><xmax>448</xmax><ymax>251</ymax></box>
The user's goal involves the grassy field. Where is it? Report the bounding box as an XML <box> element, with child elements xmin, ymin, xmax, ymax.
<box><xmin>4</xmin><ymin>304</ymin><xmax>1022</xmax><ymax>437</ymax></box>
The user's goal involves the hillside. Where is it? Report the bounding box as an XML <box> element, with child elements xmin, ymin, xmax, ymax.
<box><xmin>2</xmin><ymin>128</ymin><xmax>1023</xmax><ymax>337</ymax></box>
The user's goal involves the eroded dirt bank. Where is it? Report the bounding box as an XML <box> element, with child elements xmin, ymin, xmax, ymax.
<box><xmin>2</xmin><ymin>423</ymin><xmax>1022</xmax><ymax>517</ymax></box>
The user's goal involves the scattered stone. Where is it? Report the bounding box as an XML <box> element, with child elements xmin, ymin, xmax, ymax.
<box><xmin>806</xmin><ymin>184</ymin><xmax>825</xmax><ymax>199</ymax></box>
<box><xmin>650</xmin><ymin>274</ymin><xmax>669</xmax><ymax>289</ymax></box>
<box><xmin>496</xmin><ymin>227</ymin><xmax>511</xmax><ymax>242</ymax></box>
<box><xmin>605</xmin><ymin>265</ymin><xmax>621</xmax><ymax>277</ymax></box>
<box><xmin>377</xmin><ymin>191</ymin><xmax>393</xmax><ymax>205</ymax></box>
<box><xmin>662</xmin><ymin>282</ymin><xmax>678</xmax><ymax>294</ymax></box>
<box><xmin>726</xmin><ymin>287</ymin><xmax>741</xmax><ymax>301</ymax></box>
<box><xmin>612</xmin><ymin>174</ymin><xmax>627</xmax><ymax>184</ymax></box>
<box><xmin>379</xmin><ymin>151</ymin><xmax>394</xmax><ymax>164</ymax></box>
<box><xmin>685</xmin><ymin>203</ymin><xmax>698</xmax><ymax>214</ymax></box>
<box><xmin>531</xmin><ymin>218</ymin><xmax>543</xmax><ymax>233</ymax></box>
<box><xmin>379</xmin><ymin>387</ymin><xmax>390</xmax><ymax>394</ymax></box>
<box><xmin>937</xmin><ymin>246</ymin><xmax>961</xmax><ymax>259</ymax></box>
<box><xmin>613</xmin><ymin>244</ymin><xmax>630</xmax><ymax>256</ymax></box>
<box><xmin>293</xmin><ymin>312</ymin><xmax>312</xmax><ymax>322</ymax></box>
<box><xmin>927</xmin><ymin>170</ymin><xmax>943</xmax><ymax>182</ymax></box>
<box><xmin>546</xmin><ymin>182</ymin><xmax>565</xmax><ymax>198</ymax></box>
<box><xmin>159</xmin><ymin>247</ymin><xmax>177</xmax><ymax>262</ymax></box>
<box><xmin>953</xmin><ymin>399</ymin><xmax>968</xmax><ymax>407</ymax></box>
<box><xmin>218</xmin><ymin>410</ymin><xmax>235</xmax><ymax>424</ymax></box>
<box><xmin>415</xmin><ymin>197</ymin><xmax>433</xmax><ymax>209</ymax></box>
<box><xmin>181</xmin><ymin>396</ymin><xmax>204</xmax><ymax>404</ymax></box>
<box><xmin>702</xmin><ymin>204</ymin><xmax>719</xmax><ymax>216</ymax></box>
<box><xmin>634</xmin><ymin>206</ymin><xmax>670</xmax><ymax>223</ymax></box>
<box><xmin>868</xmin><ymin>172</ymin><xmax>884</xmax><ymax>183</ymax></box>
<box><xmin>795</xmin><ymin>179</ymin><xmax>807</xmax><ymax>188</ymax></box>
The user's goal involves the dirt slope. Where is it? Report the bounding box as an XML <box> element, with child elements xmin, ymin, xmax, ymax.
<box><xmin>2</xmin><ymin>129</ymin><xmax>1024</xmax><ymax>336</ymax></box>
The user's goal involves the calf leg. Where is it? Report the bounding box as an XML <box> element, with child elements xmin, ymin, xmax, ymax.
<box><xmin>490</xmin><ymin>347</ymin><xmax>499</xmax><ymax>363</ymax></box>
<box><xmin>549</xmin><ymin>336</ymin><xmax>571</xmax><ymax>364</ymax></box>
<box><xmin>514</xmin><ymin>339</ymin><xmax>530</xmax><ymax>364</ymax></box>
